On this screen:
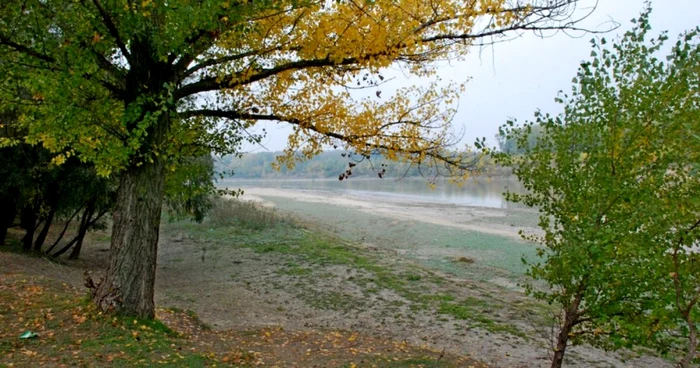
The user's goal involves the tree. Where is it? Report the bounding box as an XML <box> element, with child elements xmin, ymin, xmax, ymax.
<box><xmin>491</xmin><ymin>9</ymin><xmax>700</xmax><ymax>368</ymax></box>
<box><xmin>1</xmin><ymin>0</ymin><xmax>603</xmax><ymax>318</ymax></box>
<box><xmin>495</xmin><ymin>123</ymin><xmax>544</xmax><ymax>154</ymax></box>
<box><xmin>0</xmin><ymin>108</ymin><xmax>24</xmax><ymax>246</ymax></box>
<box><xmin>165</xmin><ymin>154</ymin><xmax>216</xmax><ymax>223</ymax></box>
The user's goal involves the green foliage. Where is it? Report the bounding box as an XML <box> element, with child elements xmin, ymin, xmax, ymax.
<box><xmin>0</xmin><ymin>0</ymin><xmax>613</xmax><ymax>317</ymax></box>
<box><xmin>0</xmin><ymin>106</ymin><xmax>115</xmax><ymax>250</ymax></box>
<box><xmin>165</xmin><ymin>155</ymin><xmax>215</xmax><ymax>223</ymax></box>
<box><xmin>491</xmin><ymin>8</ymin><xmax>700</xmax><ymax>365</ymax></box>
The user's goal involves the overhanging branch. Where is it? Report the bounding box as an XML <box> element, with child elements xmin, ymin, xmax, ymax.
<box><xmin>181</xmin><ymin>108</ymin><xmax>478</xmax><ymax>171</ymax></box>
<box><xmin>175</xmin><ymin>55</ymin><xmax>363</xmax><ymax>99</ymax></box>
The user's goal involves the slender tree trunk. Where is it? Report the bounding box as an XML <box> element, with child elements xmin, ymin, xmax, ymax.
<box><xmin>33</xmin><ymin>207</ymin><xmax>55</xmax><ymax>251</ymax></box>
<box><xmin>551</xmin><ymin>293</ymin><xmax>583</xmax><ymax>368</ymax></box>
<box><xmin>679</xmin><ymin>317</ymin><xmax>698</xmax><ymax>368</ymax></box>
<box><xmin>51</xmin><ymin>235</ymin><xmax>79</xmax><ymax>258</ymax></box>
<box><xmin>68</xmin><ymin>203</ymin><xmax>96</xmax><ymax>260</ymax></box>
<box><xmin>0</xmin><ymin>199</ymin><xmax>11</xmax><ymax>246</ymax></box>
<box><xmin>45</xmin><ymin>207</ymin><xmax>82</xmax><ymax>254</ymax></box>
<box><xmin>551</xmin><ymin>317</ymin><xmax>573</xmax><ymax>368</ymax></box>
<box><xmin>52</xmin><ymin>205</ymin><xmax>92</xmax><ymax>258</ymax></box>
<box><xmin>20</xmin><ymin>206</ymin><xmax>38</xmax><ymax>251</ymax></box>
<box><xmin>68</xmin><ymin>228</ymin><xmax>86</xmax><ymax>260</ymax></box>
<box><xmin>92</xmin><ymin>109</ymin><xmax>169</xmax><ymax>318</ymax></box>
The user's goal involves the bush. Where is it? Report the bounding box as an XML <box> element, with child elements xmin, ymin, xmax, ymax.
<box><xmin>207</xmin><ymin>197</ymin><xmax>282</xmax><ymax>230</ymax></box>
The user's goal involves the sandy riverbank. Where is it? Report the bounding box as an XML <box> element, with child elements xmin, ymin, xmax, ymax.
<box><xmin>238</xmin><ymin>187</ymin><xmax>542</xmax><ymax>241</ymax></box>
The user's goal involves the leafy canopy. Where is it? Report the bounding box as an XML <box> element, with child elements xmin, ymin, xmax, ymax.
<box><xmin>0</xmin><ymin>0</ymin><xmax>593</xmax><ymax>177</ymax></box>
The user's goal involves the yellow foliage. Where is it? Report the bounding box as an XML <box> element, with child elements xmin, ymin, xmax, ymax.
<box><xmin>51</xmin><ymin>154</ymin><xmax>66</xmax><ymax>166</ymax></box>
<box><xmin>201</xmin><ymin>0</ymin><xmax>530</xmax><ymax>179</ymax></box>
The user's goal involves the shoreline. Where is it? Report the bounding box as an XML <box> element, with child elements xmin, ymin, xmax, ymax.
<box><xmin>234</xmin><ymin>186</ymin><xmax>542</xmax><ymax>241</ymax></box>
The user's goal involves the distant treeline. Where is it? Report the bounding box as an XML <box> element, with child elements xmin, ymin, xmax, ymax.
<box><xmin>215</xmin><ymin>151</ymin><xmax>421</xmax><ymax>179</ymax></box>
<box><xmin>215</xmin><ymin>150</ymin><xmax>512</xmax><ymax>179</ymax></box>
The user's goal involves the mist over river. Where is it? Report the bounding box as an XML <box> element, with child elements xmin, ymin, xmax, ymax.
<box><xmin>217</xmin><ymin>177</ymin><xmax>527</xmax><ymax>209</ymax></box>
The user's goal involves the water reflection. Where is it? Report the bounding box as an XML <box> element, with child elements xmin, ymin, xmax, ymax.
<box><xmin>218</xmin><ymin>177</ymin><xmax>528</xmax><ymax>209</ymax></box>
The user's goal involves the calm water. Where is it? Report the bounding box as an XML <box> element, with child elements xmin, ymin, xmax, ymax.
<box><xmin>217</xmin><ymin>177</ymin><xmax>528</xmax><ymax>209</ymax></box>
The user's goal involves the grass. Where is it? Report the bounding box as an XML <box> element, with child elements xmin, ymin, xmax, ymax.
<box><xmin>437</xmin><ymin>298</ymin><xmax>526</xmax><ymax>338</ymax></box>
<box><xmin>277</xmin><ymin>263</ymin><xmax>313</xmax><ymax>276</ymax></box>
<box><xmin>251</xmin><ymin>195</ymin><xmax>539</xmax><ymax>279</ymax></box>
<box><xmin>162</xmin><ymin>197</ymin><xmax>534</xmax><ymax>339</ymax></box>
<box><xmin>0</xmin><ymin>272</ymin><xmax>483</xmax><ymax>367</ymax></box>
<box><xmin>207</xmin><ymin>197</ymin><xmax>286</xmax><ymax>230</ymax></box>
<box><xmin>0</xmin><ymin>275</ymin><xmax>216</xmax><ymax>367</ymax></box>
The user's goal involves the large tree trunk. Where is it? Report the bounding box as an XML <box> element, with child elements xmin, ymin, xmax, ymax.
<box><xmin>92</xmin><ymin>113</ymin><xmax>168</xmax><ymax>318</ymax></box>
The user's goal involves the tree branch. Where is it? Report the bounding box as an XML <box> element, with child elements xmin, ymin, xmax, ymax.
<box><xmin>176</xmin><ymin>55</ymin><xmax>361</xmax><ymax>99</ymax></box>
<box><xmin>90</xmin><ymin>0</ymin><xmax>132</xmax><ymax>65</ymax></box>
<box><xmin>84</xmin><ymin>44</ymin><xmax>127</xmax><ymax>82</ymax></box>
<box><xmin>180</xmin><ymin>108</ymin><xmax>478</xmax><ymax>171</ymax></box>
<box><xmin>0</xmin><ymin>35</ymin><xmax>56</xmax><ymax>63</ymax></box>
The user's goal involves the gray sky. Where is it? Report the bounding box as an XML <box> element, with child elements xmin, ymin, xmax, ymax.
<box><xmin>248</xmin><ymin>0</ymin><xmax>699</xmax><ymax>153</ymax></box>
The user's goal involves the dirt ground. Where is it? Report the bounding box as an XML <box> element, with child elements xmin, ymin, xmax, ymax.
<box><xmin>210</xmin><ymin>188</ymin><xmax>671</xmax><ymax>368</ymax></box>
<box><xmin>0</xmin><ymin>188</ymin><xmax>674</xmax><ymax>367</ymax></box>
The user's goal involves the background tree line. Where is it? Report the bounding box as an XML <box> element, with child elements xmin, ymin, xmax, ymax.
<box><xmin>217</xmin><ymin>150</ymin><xmax>500</xmax><ymax>180</ymax></box>
<box><xmin>218</xmin><ymin>151</ymin><xmax>450</xmax><ymax>179</ymax></box>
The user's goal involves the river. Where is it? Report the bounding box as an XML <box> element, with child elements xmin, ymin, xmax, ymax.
<box><xmin>217</xmin><ymin>177</ymin><xmax>527</xmax><ymax>209</ymax></box>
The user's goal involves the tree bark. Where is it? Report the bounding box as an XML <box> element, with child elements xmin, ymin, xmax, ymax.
<box><xmin>92</xmin><ymin>110</ymin><xmax>168</xmax><ymax>318</ymax></box>
<box><xmin>68</xmin><ymin>202</ymin><xmax>97</xmax><ymax>260</ymax></box>
<box><xmin>679</xmin><ymin>316</ymin><xmax>698</xmax><ymax>368</ymax></box>
<box><xmin>551</xmin><ymin>293</ymin><xmax>583</xmax><ymax>368</ymax></box>
<box><xmin>20</xmin><ymin>206</ymin><xmax>38</xmax><ymax>251</ymax></box>
<box><xmin>33</xmin><ymin>207</ymin><xmax>55</xmax><ymax>251</ymax></box>
<box><xmin>45</xmin><ymin>207</ymin><xmax>82</xmax><ymax>254</ymax></box>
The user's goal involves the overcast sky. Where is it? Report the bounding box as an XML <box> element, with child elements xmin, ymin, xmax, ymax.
<box><xmin>248</xmin><ymin>0</ymin><xmax>700</xmax><ymax>153</ymax></box>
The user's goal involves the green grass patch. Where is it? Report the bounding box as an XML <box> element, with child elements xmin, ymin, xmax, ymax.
<box><xmin>163</xmin><ymin>198</ymin><xmax>531</xmax><ymax>338</ymax></box>
<box><xmin>277</xmin><ymin>265</ymin><xmax>312</xmax><ymax>276</ymax></box>
<box><xmin>437</xmin><ymin>298</ymin><xmax>525</xmax><ymax>338</ymax></box>
<box><xmin>0</xmin><ymin>276</ymin><xmax>217</xmax><ymax>367</ymax></box>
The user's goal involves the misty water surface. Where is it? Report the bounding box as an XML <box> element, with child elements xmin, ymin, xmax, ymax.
<box><xmin>218</xmin><ymin>177</ymin><xmax>527</xmax><ymax>209</ymax></box>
